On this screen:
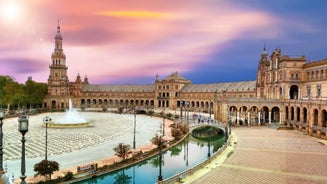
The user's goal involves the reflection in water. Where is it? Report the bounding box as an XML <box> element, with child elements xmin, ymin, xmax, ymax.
<box><xmin>114</xmin><ymin>169</ymin><xmax>132</xmax><ymax>184</ymax></box>
<box><xmin>76</xmin><ymin>133</ymin><xmax>226</xmax><ymax>184</ymax></box>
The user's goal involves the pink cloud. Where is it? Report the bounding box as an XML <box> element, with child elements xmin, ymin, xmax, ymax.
<box><xmin>1</xmin><ymin>0</ymin><xmax>282</xmax><ymax>84</ymax></box>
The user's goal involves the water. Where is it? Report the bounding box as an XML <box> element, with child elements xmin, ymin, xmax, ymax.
<box><xmin>75</xmin><ymin>134</ymin><xmax>226</xmax><ymax>184</ymax></box>
<box><xmin>55</xmin><ymin>99</ymin><xmax>87</xmax><ymax>124</ymax></box>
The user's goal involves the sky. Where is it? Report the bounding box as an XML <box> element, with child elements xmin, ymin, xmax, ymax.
<box><xmin>1</xmin><ymin>0</ymin><xmax>327</xmax><ymax>85</ymax></box>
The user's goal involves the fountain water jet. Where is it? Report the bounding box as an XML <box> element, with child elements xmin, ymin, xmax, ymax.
<box><xmin>43</xmin><ymin>99</ymin><xmax>93</xmax><ymax>128</ymax></box>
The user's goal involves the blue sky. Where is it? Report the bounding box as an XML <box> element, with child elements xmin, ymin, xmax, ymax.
<box><xmin>1</xmin><ymin>0</ymin><xmax>327</xmax><ymax>84</ymax></box>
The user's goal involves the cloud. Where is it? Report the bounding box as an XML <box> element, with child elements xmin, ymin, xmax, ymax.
<box><xmin>5</xmin><ymin>0</ymin><xmax>315</xmax><ymax>84</ymax></box>
<box><xmin>95</xmin><ymin>11</ymin><xmax>171</xmax><ymax>19</ymax></box>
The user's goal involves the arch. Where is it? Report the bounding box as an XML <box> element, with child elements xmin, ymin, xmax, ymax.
<box><xmin>289</xmin><ymin>85</ymin><xmax>299</xmax><ymax>99</ymax></box>
<box><xmin>322</xmin><ymin>110</ymin><xmax>327</xmax><ymax>135</ymax></box>
<box><xmin>285</xmin><ymin>106</ymin><xmax>289</xmax><ymax>122</ymax></box>
<box><xmin>51</xmin><ymin>100</ymin><xmax>56</xmax><ymax>109</ymax></box>
<box><xmin>86</xmin><ymin>99</ymin><xmax>91</xmax><ymax>105</ymax></box>
<box><xmin>271</xmin><ymin>106</ymin><xmax>280</xmax><ymax>123</ymax></box>
<box><xmin>291</xmin><ymin>106</ymin><xmax>295</xmax><ymax>122</ymax></box>
<box><xmin>296</xmin><ymin>106</ymin><xmax>300</xmax><ymax>126</ymax></box>
<box><xmin>261</xmin><ymin>106</ymin><xmax>269</xmax><ymax>123</ymax></box>
<box><xmin>81</xmin><ymin>99</ymin><xmax>86</xmax><ymax>105</ymax></box>
<box><xmin>302</xmin><ymin>107</ymin><xmax>308</xmax><ymax>123</ymax></box>
<box><xmin>313</xmin><ymin>109</ymin><xmax>318</xmax><ymax>132</ymax></box>
<box><xmin>239</xmin><ymin>106</ymin><xmax>247</xmax><ymax>125</ymax></box>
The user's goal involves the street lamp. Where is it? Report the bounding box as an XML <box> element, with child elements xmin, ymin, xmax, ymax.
<box><xmin>43</xmin><ymin>116</ymin><xmax>52</xmax><ymax>160</ymax></box>
<box><xmin>162</xmin><ymin>108</ymin><xmax>165</xmax><ymax>136</ymax></box>
<box><xmin>0</xmin><ymin>108</ymin><xmax>5</xmax><ymax>173</ymax></box>
<box><xmin>18</xmin><ymin>113</ymin><xmax>29</xmax><ymax>184</ymax></box>
<box><xmin>133</xmin><ymin>112</ymin><xmax>136</xmax><ymax>149</ymax></box>
<box><xmin>207</xmin><ymin>134</ymin><xmax>211</xmax><ymax>158</ymax></box>
<box><xmin>157</xmin><ymin>135</ymin><xmax>163</xmax><ymax>182</ymax></box>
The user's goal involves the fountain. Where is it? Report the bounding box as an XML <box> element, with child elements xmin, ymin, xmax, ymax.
<box><xmin>44</xmin><ymin>99</ymin><xmax>93</xmax><ymax>128</ymax></box>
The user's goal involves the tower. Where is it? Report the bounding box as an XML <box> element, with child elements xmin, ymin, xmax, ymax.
<box><xmin>47</xmin><ymin>21</ymin><xmax>70</xmax><ymax>103</ymax></box>
<box><xmin>256</xmin><ymin>44</ymin><xmax>268</xmax><ymax>97</ymax></box>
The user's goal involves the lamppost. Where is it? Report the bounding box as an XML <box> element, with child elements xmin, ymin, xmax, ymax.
<box><xmin>43</xmin><ymin>116</ymin><xmax>52</xmax><ymax>160</ymax></box>
<box><xmin>207</xmin><ymin>134</ymin><xmax>211</xmax><ymax>158</ymax></box>
<box><xmin>157</xmin><ymin>134</ymin><xmax>163</xmax><ymax>182</ymax></box>
<box><xmin>162</xmin><ymin>108</ymin><xmax>165</xmax><ymax>136</ymax></box>
<box><xmin>184</xmin><ymin>101</ymin><xmax>189</xmax><ymax>125</ymax></box>
<box><xmin>227</xmin><ymin>104</ymin><xmax>231</xmax><ymax>135</ymax></box>
<box><xmin>133</xmin><ymin>112</ymin><xmax>136</xmax><ymax>149</ymax></box>
<box><xmin>209</xmin><ymin>103</ymin><xmax>212</xmax><ymax>123</ymax></box>
<box><xmin>0</xmin><ymin>108</ymin><xmax>5</xmax><ymax>173</ymax></box>
<box><xmin>18</xmin><ymin>113</ymin><xmax>29</xmax><ymax>184</ymax></box>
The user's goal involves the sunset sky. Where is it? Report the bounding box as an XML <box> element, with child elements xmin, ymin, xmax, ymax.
<box><xmin>1</xmin><ymin>0</ymin><xmax>327</xmax><ymax>84</ymax></box>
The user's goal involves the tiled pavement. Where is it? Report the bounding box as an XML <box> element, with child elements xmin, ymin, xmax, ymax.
<box><xmin>189</xmin><ymin>126</ymin><xmax>327</xmax><ymax>184</ymax></box>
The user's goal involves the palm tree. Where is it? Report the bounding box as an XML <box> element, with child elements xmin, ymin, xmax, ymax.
<box><xmin>113</xmin><ymin>143</ymin><xmax>131</xmax><ymax>162</ymax></box>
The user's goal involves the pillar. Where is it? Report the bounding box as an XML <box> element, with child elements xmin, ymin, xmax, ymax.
<box><xmin>247</xmin><ymin>112</ymin><xmax>250</xmax><ymax>126</ymax></box>
<box><xmin>258</xmin><ymin>112</ymin><xmax>261</xmax><ymax>126</ymax></box>
<box><xmin>269</xmin><ymin>111</ymin><xmax>271</xmax><ymax>124</ymax></box>
<box><xmin>317</xmin><ymin>110</ymin><xmax>322</xmax><ymax>138</ymax></box>
<box><xmin>279</xmin><ymin>112</ymin><xmax>282</xmax><ymax>124</ymax></box>
<box><xmin>237</xmin><ymin>111</ymin><xmax>240</xmax><ymax>126</ymax></box>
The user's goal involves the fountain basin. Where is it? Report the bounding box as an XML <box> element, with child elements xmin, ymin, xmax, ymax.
<box><xmin>42</xmin><ymin>122</ymin><xmax>94</xmax><ymax>128</ymax></box>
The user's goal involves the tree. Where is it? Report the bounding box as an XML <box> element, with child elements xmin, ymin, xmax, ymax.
<box><xmin>0</xmin><ymin>75</ymin><xmax>14</xmax><ymax>106</ymax></box>
<box><xmin>24</xmin><ymin>80</ymin><xmax>47</xmax><ymax>108</ymax></box>
<box><xmin>114</xmin><ymin>169</ymin><xmax>132</xmax><ymax>184</ymax></box>
<box><xmin>113</xmin><ymin>143</ymin><xmax>131</xmax><ymax>162</ymax></box>
<box><xmin>34</xmin><ymin>159</ymin><xmax>59</xmax><ymax>182</ymax></box>
<box><xmin>147</xmin><ymin>110</ymin><xmax>154</xmax><ymax>117</ymax></box>
<box><xmin>150</xmin><ymin>134</ymin><xmax>164</xmax><ymax>148</ymax></box>
<box><xmin>3</xmin><ymin>80</ymin><xmax>25</xmax><ymax>108</ymax></box>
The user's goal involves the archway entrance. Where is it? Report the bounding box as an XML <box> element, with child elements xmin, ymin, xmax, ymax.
<box><xmin>289</xmin><ymin>85</ymin><xmax>299</xmax><ymax>99</ymax></box>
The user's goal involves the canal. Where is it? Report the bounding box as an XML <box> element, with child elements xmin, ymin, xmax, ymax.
<box><xmin>74</xmin><ymin>131</ymin><xmax>226</xmax><ymax>184</ymax></box>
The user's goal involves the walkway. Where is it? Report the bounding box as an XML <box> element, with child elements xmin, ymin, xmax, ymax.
<box><xmin>183</xmin><ymin>126</ymin><xmax>327</xmax><ymax>184</ymax></box>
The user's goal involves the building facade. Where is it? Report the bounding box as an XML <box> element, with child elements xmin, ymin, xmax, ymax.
<box><xmin>44</xmin><ymin>24</ymin><xmax>327</xmax><ymax>139</ymax></box>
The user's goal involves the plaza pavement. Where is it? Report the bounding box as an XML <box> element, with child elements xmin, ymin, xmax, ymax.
<box><xmin>2</xmin><ymin>112</ymin><xmax>166</xmax><ymax>183</ymax></box>
<box><xmin>183</xmin><ymin>126</ymin><xmax>327</xmax><ymax>184</ymax></box>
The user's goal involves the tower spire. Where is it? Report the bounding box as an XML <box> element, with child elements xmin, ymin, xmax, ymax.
<box><xmin>57</xmin><ymin>19</ymin><xmax>60</xmax><ymax>33</ymax></box>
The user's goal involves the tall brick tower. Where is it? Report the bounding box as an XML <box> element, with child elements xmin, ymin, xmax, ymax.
<box><xmin>45</xmin><ymin>21</ymin><xmax>70</xmax><ymax>109</ymax></box>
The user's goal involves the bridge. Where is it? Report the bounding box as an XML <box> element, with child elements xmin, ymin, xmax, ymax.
<box><xmin>189</xmin><ymin>122</ymin><xmax>227</xmax><ymax>134</ymax></box>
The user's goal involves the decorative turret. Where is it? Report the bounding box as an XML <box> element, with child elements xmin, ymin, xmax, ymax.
<box><xmin>84</xmin><ymin>75</ymin><xmax>89</xmax><ymax>84</ymax></box>
<box><xmin>75</xmin><ymin>73</ymin><xmax>81</xmax><ymax>83</ymax></box>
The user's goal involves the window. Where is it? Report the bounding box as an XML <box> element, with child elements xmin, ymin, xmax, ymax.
<box><xmin>317</xmin><ymin>84</ymin><xmax>321</xmax><ymax>97</ymax></box>
<box><xmin>307</xmin><ymin>85</ymin><xmax>311</xmax><ymax>97</ymax></box>
<box><xmin>307</xmin><ymin>72</ymin><xmax>310</xmax><ymax>80</ymax></box>
<box><xmin>321</xmin><ymin>70</ymin><xmax>324</xmax><ymax>79</ymax></box>
<box><xmin>311</xmin><ymin>71</ymin><xmax>315</xmax><ymax>80</ymax></box>
<box><xmin>295</xmin><ymin>73</ymin><xmax>299</xmax><ymax>79</ymax></box>
<box><xmin>291</xmin><ymin>74</ymin><xmax>294</xmax><ymax>80</ymax></box>
<box><xmin>316</xmin><ymin>71</ymin><xmax>319</xmax><ymax>80</ymax></box>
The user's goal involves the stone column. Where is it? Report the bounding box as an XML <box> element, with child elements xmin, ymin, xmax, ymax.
<box><xmin>237</xmin><ymin>111</ymin><xmax>240</xmax><ymax>126</ymax></box>
<box><xmin>307</xmin><ymin>111</ymin><xmax>312</xmax><ymax>135</ymax></box>
<box><xmin>299</xmin><ymin>108</ymin><xmax>304</xmax><ymax>131</ymax></box>
<box><xmin>318</xmin><ymin>110</ymin><xmax>322</xmax><ymax>138</ymax></box>
<box><xmin>247</xmin><ymin>112</ymin><xmax>250</xmax><ymax>126</ymax></box>
<box><xmin>258</xmin><ymin>112</ymin><xmax>261</xmax><ymax>126</ymax></box>
<box><xmin>298</xmin><ymin>89</ymin><xmax>301</xmax><ymax>99</ymax></box>
<box><xmin>269</xmin><ymin>111</ymin><xmax>272</xmax><ymax>124</ymax></box>
<box><xmin>279</xmin><ymin>112</ymin><xmax>282</xmax><ymax>124</ymax></box>
<box><xmin>288</xmin><ymin>107</ymin><xmax>292</xmax><ymax>126</ymax></box>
